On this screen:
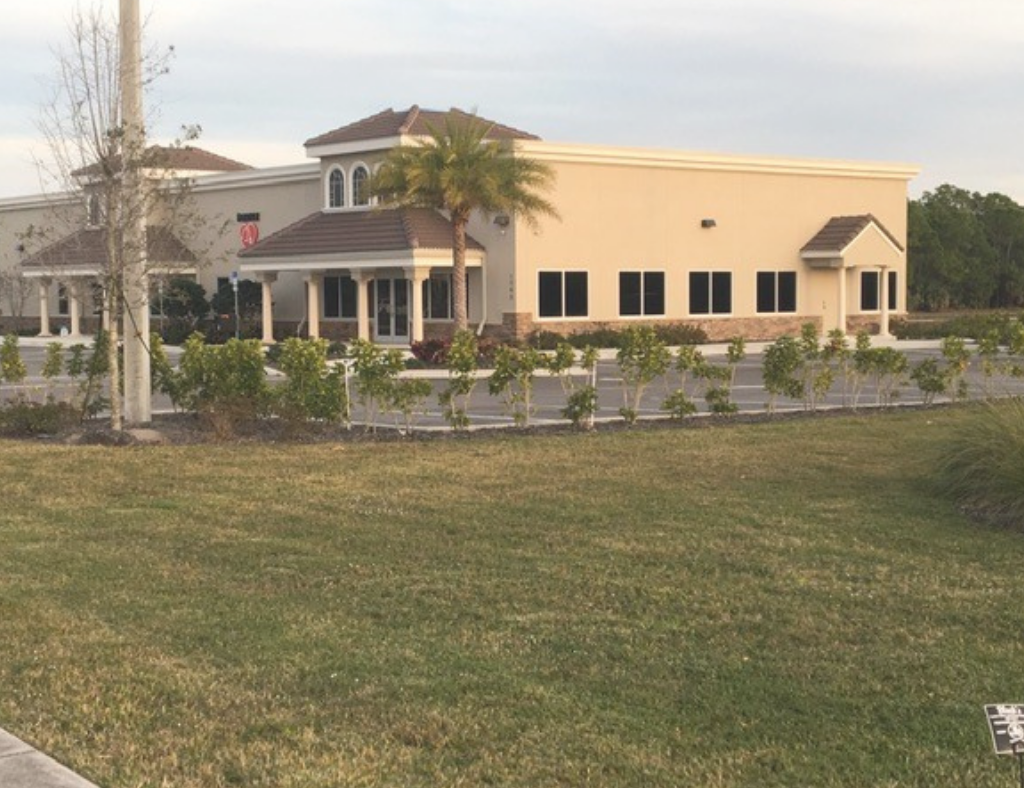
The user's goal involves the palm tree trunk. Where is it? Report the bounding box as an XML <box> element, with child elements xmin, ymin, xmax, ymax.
<box><xmin>451</xmin><ymin>213</ymin><xmax>469</xmax><ymax>332</ymax></box>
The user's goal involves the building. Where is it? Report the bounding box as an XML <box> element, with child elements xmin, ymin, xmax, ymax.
<box><xmin>0</xmin><ymin>105</ymin><xmax>919</xmax><ymax>343</ymax></box>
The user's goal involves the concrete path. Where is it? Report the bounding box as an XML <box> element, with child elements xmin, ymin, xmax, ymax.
<box><xmin>0</xmin><ymin>728</ymin><xmax>98</xmax><ymax>788</ymax></box>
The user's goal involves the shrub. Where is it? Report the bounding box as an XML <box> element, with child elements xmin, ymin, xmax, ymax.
<box><xmin>909</xmin><ymin>358</ymin><xmax>947</xmax><ymax>405</ymax></box>
<box><xmin>616</xmin><ymin>326</ymin><xmax>671</xmax><ymax>424</ymax></box>
<box><xmin>274</xmin><ymin>338</ymin><xmax>347</xmax><ymax>425</ymax></box>
<box><xmin>527</xmin><ymin>323</ymin><xmax>707</xmax><ymax>350</ymax></box>
<box><xmin>549</xmin><ymin>343</ymin><xmax>600</xmax><ymax>429</ymax></box>
<box><xmin>892</xmin><ymin>312</ymin><xmax>1022</xmax><ymax>342</ymax></box>
<box><xmin>0</xmin><ymin>334</ymin><xmax>27</xmax><ymax>384</ymax></box>
<box><xmin>0</xmin><ymin>400</ymin><xmax>78</xmax><ymax>436</ymax></box>
<box><xmin>439</xmin><ymin>330</ymin><xmax>479</xmax><ymax>430</ymax></box>
<box><xmin>172</xmin><ymin>334</ymin><xmax>270</xmax><ymax>434</ymax></box>
<box><xmin>762</xmin><ymin>335</ymin><xmax>802</xmax><ymax>413</ymax></box>
<box><xmin>653</xmin><ymin>323</ymin><xmax>709</xmax><ymax>346</ymax></box>
<box><xmin>934</xmin><ymin>398</ymin><xmax>1024</xmax><ymax>526</ymax></box>
<box><xmin>348</xmin><ymin>339</ymin><xmax>405</xmax><ymax>432</ymax></box>
<box><xmin>488</xmin><ymin>345</ymin><xmax>546</xmax><ymax>427</ymax></box>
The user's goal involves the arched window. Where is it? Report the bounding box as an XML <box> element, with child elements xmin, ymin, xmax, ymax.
<box><xmin>328</xmin><ymin>168</ymin><xmax>345</xmax><ymax>208</ymax></box>
<box><xmin>352</xmin><ymin>165</ymin><xmax>370</xmax><ymax>207</ymax></box>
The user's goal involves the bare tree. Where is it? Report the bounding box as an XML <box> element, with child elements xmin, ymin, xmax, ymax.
<box><xmin>28</xmin><ymin>4</ymin><xmax>220</xmax><ymax>429</ymax></box>
<box><xmin>0</xmin><ymin>263</ymin><xmax>33</xmax><ymax>328</ymax></box>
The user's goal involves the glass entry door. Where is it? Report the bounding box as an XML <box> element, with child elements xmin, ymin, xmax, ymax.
<box><xmin>373</xmin><ymin>278</ymin><xmax>409</xmax><ymax>342</ymax></box>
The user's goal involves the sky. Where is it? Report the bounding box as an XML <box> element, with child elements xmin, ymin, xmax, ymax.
<box><xmin>1</xmin><ymin>0</ymin><xmax>1023</xmax><ymax>200</ymax></box>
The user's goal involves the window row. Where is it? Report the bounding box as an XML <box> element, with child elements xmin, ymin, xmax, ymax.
<box><xmin>322</xmin><ymin>274</ymin><xmax>455</xmax><ymax>320</ymax></box>
<box><xmin>538</xmin><ymin>270</ymin><xmax>899</xmax><ymax>319</ymax></box>
<box><xmin>326</xmin><ymin>163</ymin><xmax>372</xmax><ymax>209</ymax></box>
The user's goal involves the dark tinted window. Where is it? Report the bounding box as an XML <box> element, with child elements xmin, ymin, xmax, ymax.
<box><xmin>711</xmin><ymin>272</ymin><xmax>732</xmax><ymax>314</ymax></box>
<box><xmin>645</xmin><ymin>272</ymin><xmax>665</xmax><ymax>315</ymax></box>
<box><xmin>564</xmin><ymin>272</ymin><xmax>588</xmax><ymax>317</ymax></box>
<box><xmin>756</xmin><ymin>272</ymin><xmax>775</xmax><ymax>313</ymax></box>
<box><xmin>619</xmin><ymin>272</ymin><xmax>641</xmax><ymax>316</ymax></box>
<box><xmin>888</xmin><ymin>271</ymin><xmax>898</xmax><ymax>311</ymax></box>
<box><xmin>689</xmin><ymin>272</ymin><xmax>710</xmax><ymax>314</ymax></box>
<box><xmin>778</xmin><ymin>271</ymin><xmax>797</xmax><ymax>313</ymax></box>
<box><xmin>538</xmin><ymin>272</ymin><xmax>563</xmax><ymax>318</ymax></box>
<box><xmin>340</xmin><ymin>276</ymin><xmax>357</xmax><ymax>318</ymax></box>
<box><xmin>324</xmin><ymin>276</ymin><xmax>341</xmax><ymax>318</ymax></box>
<box><xmin>861</xmin><ymin>271</ymin><xmax>879</xmax><ymax>311</ymax></box>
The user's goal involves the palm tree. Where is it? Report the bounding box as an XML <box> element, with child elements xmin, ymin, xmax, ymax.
<box><xmin>371</xmin><ymin>114</ymin><xmax>558</xmax><ymax>331</ymax></box>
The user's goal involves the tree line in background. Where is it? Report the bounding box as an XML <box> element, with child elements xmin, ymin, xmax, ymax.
<box><xmin>908</xmin><ymin>185</ymin><xmax>1024</xmax><ymax>311</ymax></box>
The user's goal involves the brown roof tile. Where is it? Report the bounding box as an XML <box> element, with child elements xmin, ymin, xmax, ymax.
<box><xmin>72</xmin><ymin>145</ymin><xmax>251</xmax><ymax>178</ymax></box>
<box><xmin>238</xmin><ymin>208</ymin><xmax>484</xmax><ymax>260</ymax></box>
<box><xmin>22</xmin><ymin>226</ymin><xmax>197</xmax><ymax>270</ymax></box>
<box><xmin>801</xmin><ymin>214</ymin><xmax>904</xmax><ymax>255</ymax></box>
<box><xmin>305</xmin><ymin>106</ymin><xmax>540</xmax><ymax>148</ymax></box>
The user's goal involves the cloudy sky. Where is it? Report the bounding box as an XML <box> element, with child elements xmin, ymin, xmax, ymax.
<box><xmin>1</xmin><ymin>0</ymin><xmax>1022</xmax><ymax>200</ymax></box>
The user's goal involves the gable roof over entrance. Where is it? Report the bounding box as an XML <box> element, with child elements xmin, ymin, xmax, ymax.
<box><xmin>801</xmin><ymin>214</ymin><xmax>903</xmax><ymax>257</ymax></box>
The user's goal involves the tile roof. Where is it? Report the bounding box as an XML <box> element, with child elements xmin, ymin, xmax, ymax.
<box><xmin>238</xmin><ymin>208</ymin><xmax>485</xmax><ymax>260</ymax></box>
<box><xmin>72</xmin><ymin>146</ymin><xmax>251</xmax><ymax>178</ymax></box>
<box><xmin>305</xmin><ymin>106</ymin><xmax>540</xmax><ymax>148</ymax></box>
<box><xmin>801</xmin><ymin>214</ymin><xmax>904</xmax><ymax>255</ymax></box>
<box><xmin>22</xmin><ymin>226</ymin><xmax>198</xmax><ymax>270</ymax></box>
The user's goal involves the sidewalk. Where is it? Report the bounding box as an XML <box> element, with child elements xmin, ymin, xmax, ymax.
<box><xmin>0</xmin><ymin>728</ymin><xmax>98</xmax><ymax>788</ymax></box>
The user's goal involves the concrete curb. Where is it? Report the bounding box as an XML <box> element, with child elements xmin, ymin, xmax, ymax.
<box><xmin>0</xmin><ymin>728</ymin><xmax>99</xmax><ymax>788</ymax></box>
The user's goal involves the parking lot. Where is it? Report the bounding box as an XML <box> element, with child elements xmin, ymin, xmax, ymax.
<box><xmin>4</xmin><ymin>337</ymin><xmax>1024</xmax><ymax>431</ymax></box>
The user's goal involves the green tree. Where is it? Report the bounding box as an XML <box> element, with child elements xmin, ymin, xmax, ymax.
<box><xmin>372</xmin><ymin>114</ymin><xmax>559</xmax><ymax>330</ymax></box>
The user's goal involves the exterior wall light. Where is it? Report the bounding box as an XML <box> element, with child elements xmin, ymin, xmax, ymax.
<box><xmin>701</xmin><ymin>219</ymin><xmax>717</xmax><ymax>228</ymax></box>
<box><xmin>493</xmin><ymin>214</ymin><xmax>511</xmax><ymax>234</ymax></box>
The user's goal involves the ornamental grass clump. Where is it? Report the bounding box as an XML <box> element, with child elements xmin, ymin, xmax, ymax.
<box><xmin>935</xmin><ymin>398</ymin><xmax>1024</xmax><ymax>527</ymax></box>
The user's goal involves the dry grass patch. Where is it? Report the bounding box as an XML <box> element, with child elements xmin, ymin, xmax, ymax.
<box><xmin>0</xmin><ymin>409</ymin><xmax>1021</xmax><ymax>786</ymax></box>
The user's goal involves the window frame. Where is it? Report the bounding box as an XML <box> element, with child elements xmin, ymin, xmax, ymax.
<box><xmin>537</xmin><ymin>269</ymin><xmax>589</xmax><ymax>320</ymax></box>
<box><xmin>618</xmin><ymin>270</ymin><xmax>666</xmax><ymax>318</ymax></box>
<box><xmin>688</xmin><ymin>270</ymin><xmax>732</xmax><ymax>316</ymax></box>
<box><xmin>326</xmin><ymin>166</ymin><xmax>345</xmax><ymax>209</ymax></box>
<box><xmin>323</xmin><ymin>275</ymin><xmax>358</xmax><ymax>319</ymax></box>
<box><xmin>423</xmin><ymin>273</ymin><xmax>453</xmax><ymax>321</ymax></box>
<box><xmin>860</xmin><ymin>270</ymin><xmax>880</xmax><ymax>312</ymax></box>
<box><xmin>755</xmin><ymin>270</ymin><xmax>798</xmax><ymax>314</ymax></box>
<box><xmin>351</xmin><ymin>163</ymin><xmax>371</xmax><ymax>207</ymax></box>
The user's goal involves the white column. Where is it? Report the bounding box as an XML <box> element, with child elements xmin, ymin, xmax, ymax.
<box><xmin>406</xmin><ymin>267</ymin><xmax>428</xmax><ymax>344</ymax></box>
<box><xmin>352</xmin><ymin>271</ymin><xmax>371</xmax><ymax>341</ymax></box>
<box><xmin>306</xmin><ymin>272</ymin><xmax>322</xmax><ymax>339</ymax></box>
<box><xmin>38</xmin><ymin>279</ymin><xmax>52</xmax><ymax>337</ymax></box>
<box><xmin>878</xmin><ymin>266</ymin><xmax>891</xmax><ymax>338</ymax></box>
<box><xmin>259</xmin><ymin>273</ymin><xmax>277</xmax><ymax>344</ymax></box>
<box><xmin>68</xmin><ymin>280</ymin><xmax>83</xmax><ymax>338</ymax></box>
<box><xmin>102</xmin><ymin>287</ymin><xmax>111</xmax><ymax>332</ymax></box>
<box><xmin>836</xmin><ymin>266</ymin><xmax>847</xmax><ymax>335</ymax></box>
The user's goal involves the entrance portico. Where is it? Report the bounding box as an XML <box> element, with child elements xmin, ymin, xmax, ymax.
<box><xmin>801</xmin><ymin>215</ymin><xmax>905</xmax><ymax>337</ymax></box>
<box><xmin>238</xmin><ymin>207</ymin><xmax>485</xmax><ymax>345</ymax></box>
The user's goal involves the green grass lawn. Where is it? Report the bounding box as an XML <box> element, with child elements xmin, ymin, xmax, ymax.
<box><xmin>1</xmin><ymin>410</ymin><xmax>1022</xmax><ymax>787</ymax></box>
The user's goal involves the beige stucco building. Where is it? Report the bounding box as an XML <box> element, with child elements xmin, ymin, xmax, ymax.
<box><xmin>0</xmin><ymin>106</ymin><xmax>919</xmax><ymax>344</ymax></box>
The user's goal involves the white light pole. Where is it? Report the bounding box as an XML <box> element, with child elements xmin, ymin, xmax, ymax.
<box><xmin>120</xmin><ymin>0</ymin><xmax>152</xmax><ymax>425</ymax></box>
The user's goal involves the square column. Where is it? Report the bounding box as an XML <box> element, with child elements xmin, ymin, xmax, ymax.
<box><xmin>351</xmin><ymin>271</ymin><xmax>372</xmax><ymax>341</ymax></box>
<box><xmin>259</xmin><ymin>272</ymin><xmax>277</xmax><ymax>344</ymax></box>
<box><xmin>305</xmin><ymin>272</ymin><xmax>323</xmax><ymax>339</ymax></box>
<box><xmin>405</xmin><ymin>267</ymin><xmax>429</xmax><ymax>344</ymax></box>
<box><xmin>878</xmin><ymin>266</ymin><xmax>891</xmax><ymax>338</ymax></box>
<box><xmin>836</xmin><ymin>267</ymin><xmax>847</xmax><ymax>335</ymax></box>
<box><xmin>38</xmin><ymin>278</ymin><xmax>52</xmax><ymax>337</ymax></box>
<box><xmin>68</xmin><ymin>280</ymin><xmax>83</xmax><ymax>338</ymax></box>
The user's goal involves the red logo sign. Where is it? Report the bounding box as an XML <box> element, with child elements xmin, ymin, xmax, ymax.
<box><xmin>240</xmin><ymin>222</ymin><xmax>260</xmax><ymax>249</ymax></box>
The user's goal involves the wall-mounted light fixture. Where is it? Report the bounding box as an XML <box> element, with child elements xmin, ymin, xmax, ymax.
<box><xmin>701</xmin><ymin>219</ymin><xmax>717</xmax><ymax>229</ymax></box>
<box><xmin>493</xmin><ymin>214</ymin><xmax>511</xmax><ymax>235</ymax></box>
